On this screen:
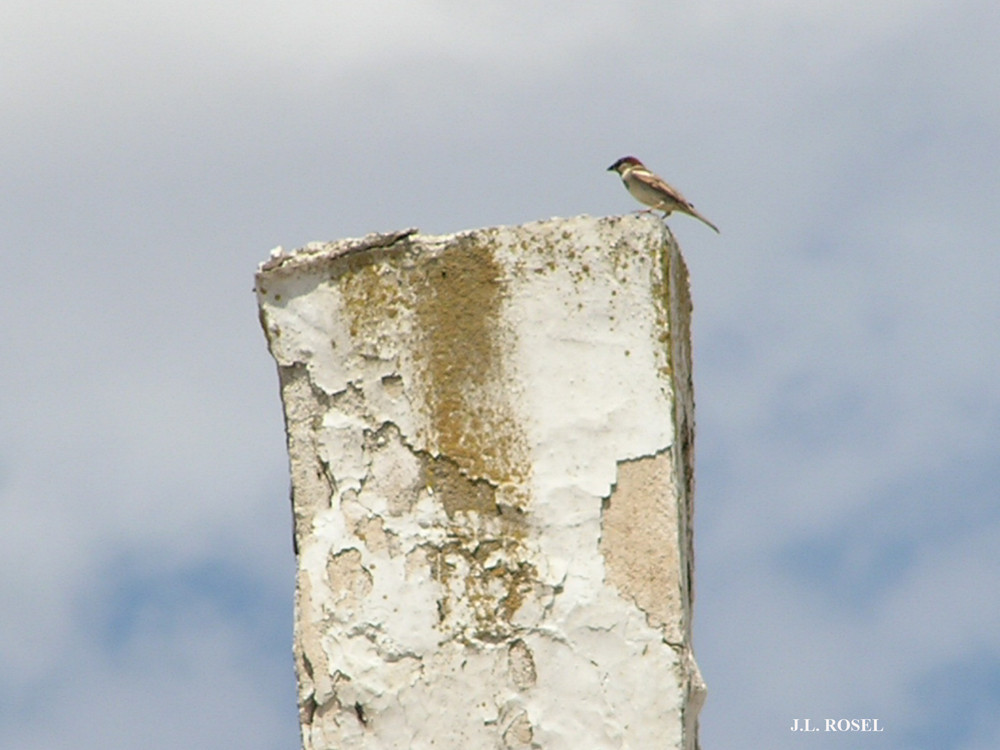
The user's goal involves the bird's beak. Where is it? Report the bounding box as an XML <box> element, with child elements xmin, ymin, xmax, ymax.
<box><xmin>606</xmin><ymin>163</ymin><xmax>617</xmax><ymax>172</ymax></box>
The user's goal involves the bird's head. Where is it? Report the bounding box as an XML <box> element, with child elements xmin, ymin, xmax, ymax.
<box><xmin>607</xmin><ymin>156</ymin><xmax>644</xmax><ymax>174</ymax></box>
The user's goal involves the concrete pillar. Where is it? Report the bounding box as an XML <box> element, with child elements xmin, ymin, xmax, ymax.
<box><xmin>256</xmin><ymin>214</ymin><xmax>704</xmax><ymax>750</ymax></box>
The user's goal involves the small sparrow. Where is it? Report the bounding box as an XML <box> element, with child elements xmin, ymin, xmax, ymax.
<box><xmin>608</xmin><ymin>156</ymin><xmax>719</xmax><ymax>233</ymax></box>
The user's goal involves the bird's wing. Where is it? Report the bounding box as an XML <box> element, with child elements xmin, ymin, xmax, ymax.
<box><xmin>635</xmin><ymin>169</ymin><xmax>691</xmax><ymax>206</ymax></box>
<box><xmin>637</xmin><ymin>168</ymin><xmax>720</xmax><ymax>233</ymax></box>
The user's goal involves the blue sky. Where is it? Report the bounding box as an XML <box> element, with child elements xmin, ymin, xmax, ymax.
<box><xmin>3</xmin><ymin>1</ymin><xmax>999</xmax><ymax>748</ymax></box>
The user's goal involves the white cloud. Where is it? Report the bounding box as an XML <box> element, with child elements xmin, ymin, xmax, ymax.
<box><xmin>3</xmin><ymin>597</ymin><xmax>297</xmax><ymax>748</ymax></box>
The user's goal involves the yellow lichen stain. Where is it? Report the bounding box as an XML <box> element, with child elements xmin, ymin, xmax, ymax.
<box><xmin>427</xmin><ymin>537</ymin><xmax>537</xmax><ymax>643</ymax></box>
<box><xmin>411</xmin><ymin>236</ymin><xmax>531</xmax><ymax>491</ymax></box>
<box><xmin>650</xmin><ymin>228</ymin><xmax>681</xmax><ymax>383</ymax></box>
<box><xmin>336</xmin><ymin>233</ymin><xmax>530</xmax><ymax>491</ymax></box>
<box><xmin>494</xmin><ymin>560</ymin><xmax>535</xmax><ymax>625</ymax></box>
<box><xmin>421</xmin><ymin>454</ymin><xmax>497</xmax><ymax>518</ymax></box>
<box><xmin>337</xmin><ymin>232</ymin><xmax>537</xmax><ymax>643</ymax></box>
<box><xmin>420</xmin><ymin>452</ymin><xmax>534</xmax><ymax>642</ymax></box>
<box><xmin>331</xmin><ymin>230</ymin><xmax>552</xmax><ymax>644</ymax></box>
<box><xmin>339</xmin><ymin>259</ymin><xmax>411</xmax><ymax>345</ymax></box>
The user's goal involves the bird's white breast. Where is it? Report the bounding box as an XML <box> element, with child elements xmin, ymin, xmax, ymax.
<box><xmin>623</xmin><ymin>169</ymin><xmax>668</xmax><ymax>209</ymax></box>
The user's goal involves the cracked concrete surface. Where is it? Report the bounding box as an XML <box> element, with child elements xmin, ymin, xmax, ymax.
<box><xmin>256</xmin><ymin>214</ymin><xmax>704</xmax><ymax>749</ymax></box>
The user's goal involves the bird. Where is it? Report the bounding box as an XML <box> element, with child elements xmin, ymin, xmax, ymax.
<box><xmin>607</xmin><ymin>156</ymin><xmax>719</xmax><ymax>233</ymax></box>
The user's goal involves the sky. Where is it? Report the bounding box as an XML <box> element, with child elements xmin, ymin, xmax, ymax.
<box><xmin>2</xmin><ymin>1</ymin><xmax>999</xmax><ymax>748</ymax></box>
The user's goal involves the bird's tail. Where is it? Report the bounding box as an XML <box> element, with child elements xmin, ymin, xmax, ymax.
<box><xmin>686</xmin><ymin>206</ymin><xmax>720</xmax><ymax>234</ymax></box>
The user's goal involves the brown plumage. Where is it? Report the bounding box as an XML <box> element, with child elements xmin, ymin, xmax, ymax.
<box><xmin>608</xmin><ymin>156</ymin><xmax>719</xmax><ymax>233</ymax></box>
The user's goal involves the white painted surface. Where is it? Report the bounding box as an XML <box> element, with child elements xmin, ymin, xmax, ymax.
<box><xmin>257</xmin><ymin>214</ymin><xmax>703</xmax><ymax>749</ymax></box>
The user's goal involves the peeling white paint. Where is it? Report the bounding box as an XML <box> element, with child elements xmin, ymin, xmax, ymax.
<box><xmin>257</xmin><ymin>215</ymin><xmax>703</xmax><ymax>749</ymax></box>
